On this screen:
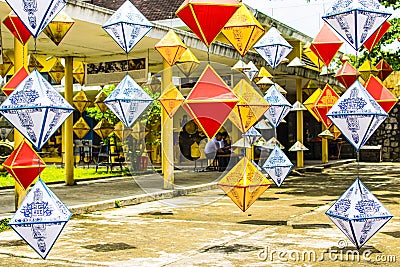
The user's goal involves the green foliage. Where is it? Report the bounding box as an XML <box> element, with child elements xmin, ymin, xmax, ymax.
<box><xmin>0</xmin><ymin>218</ymin><xmax>10</xmax><ymax>232</ymax></box>
<box><xmin>381</xmin><ymin>0</ymin><xmax>400</xmax><ymax>9</ymax></box>
<box><xmin>142</xmin><ymin>85</ymin><xmax>162</xmax><ymax>146</ymax></box>
<box><xmin>86</xmin><ymin>85</ymin><xmax>120</xmax><ymax>125</ymax></box>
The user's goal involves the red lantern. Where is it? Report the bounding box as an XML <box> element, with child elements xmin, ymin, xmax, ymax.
<box><xmin>335</xmin><ymin>62</ymin><xmax>359</xmax><ymax>88</ymax></box>
<box><xmin>363</xmin><ymin>21</ymin><xmax>391</xmax><ymax>52</ymax></box>
<box><xmin>2</xmin><ymin>12</ymin><xmax>31</xmax><ymax>45</ymax></box>
<box><xmin>310</xmin><ymin>24</ymin><xmax>343</xmax><ymax>66</ymax></box>
<box><xmin>364</xmin><ymin>75</ymin><xmax>397</xmax><ymax>113</ymax></box>
<box><xmin>2</xmin><ymin>67</ymin><xmax>29</xmax><ymax>96</ymax></box>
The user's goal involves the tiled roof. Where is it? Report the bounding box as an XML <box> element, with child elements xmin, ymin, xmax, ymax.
<box><xmin>90</xmin><ymin>0</ymin><xmax>183</xmax><ymax>21</ymax></box>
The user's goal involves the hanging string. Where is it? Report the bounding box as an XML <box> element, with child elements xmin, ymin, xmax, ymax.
<box><xmin>207</xmin><ymin>46</ymin><xmax>210</xmax><ymax>63</ymax></box>
<box><xmin>126</xmin><ymin>52</ymin><xmax>129</xmax><ymax>76</ymax></box>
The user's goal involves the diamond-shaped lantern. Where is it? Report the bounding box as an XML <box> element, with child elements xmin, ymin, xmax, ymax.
<box><xmin>253</xmin><ymin>67</ymin><xmax>273</xmax><ymax>83</ymax></box>
<box><xmin>48</xmin><ymin>58</ymin><xmax>65</xmax><ymax>85</ymax></box>
<box><xmin>375</xmin><ymin>59</ymin><xmax>393</xmax><ymax>82</ymax></box>
<box><xmin>73</xmin><ymin>90</ymin><xmax>92</xmax><ymax>114</ymax></box>
<box><xmin>291</xmin><ymin>101</ymin><xmax>307</xmax><ymax>111</ymax></box>
<box><xmin>218</xmin><ymin>156</ymin><xmax>272</xmax><ymax>212</ymax></box>
<box><xmin>3</xmin><ymin>140</ymin><xmax>46</xmax><ymax>189</ymax></box>
<box><xmin>364</xmin><ymin>75</ymin><xmax>398</xmax><ymax>113</ymax></box>
<box><xmin>28</xmin><ymin>54</ymin><xmax>44</xmax><ymax>73</ymax></box>
<box><xmin>221</xmin><ymin>3</ymin><xmax>265</xmax><ymax>56</ymax></box>
<box><xmin>263</xmin><ymin>84</ymin><xmax>292</xmax><ymax>128</ymax></box>
<box><xmin>326</xmin><ymin>80</ymin><xmax>388</xmax><ymax>151</ymax></box>
<box><xmin>302</xmin><ymin>79</ymin><xmax>319</xmax><ymax>97</ymax></box>
<box><xmin>73</xmin><ymin>117</ymin><xmax>90</xmax><ymax>140</ymax></box>
<box><xmin>329</xmin><ymin>125</ymin><xmax>342</xmax><ymax>140</ymax></box>
<box><xmin>287</xmin><ymin>57</ymin><xmax>306</xmax><ymax>67</ymax></box>
<box><xmin>43</xmin><ymin>11</ymin><xmax>74</xmax><ymax>46</ymax></box>
<box><xmin>73</xmin><ymin>61</ymin><xmax>85</xmax><ymax>86</ymax></box>
<box><xmin>9</xmin><ymin>178</ymin><xmax>72</xmax><ymax>259</ymax></box>
<box><xmin>176</xmin><ymin>0</ymin><xmax>240</xmax><ymax>47</ymax></box>
<box><xmin>314</xmin><ymin>84</ymin><xmax>340</xmax><ymax>128</ymax></box>
<box><xmin>364</xmin><ymin>21</ymin><xmax>391</xmax><ymax>52</ymax></box>
<box><xmin>114</xmin><ymin>121</ymin><xmax>133</xmax><ymax>141</ymax></box>
<box><xmin>158</xmin><ymin>82</ymin><xmax>185</xmax><ymax>119</ymax></box>
<box><xmin>0</xmin><ymin>117</ymin><xmax>14</xmax><ymax>141</ymax></box>
<box><xmin>303</xmin><ymin>43</ymin><xmax>324</xmax><ymax>71</ymax></box>
<box><xmin>318</xmin><ymin>129</ymin><xmax>335</xmax><ymax>139</ymax></box>
<box><xmin>155</xmin><ymin>29</ymin><xmax>187</xmax><ymax>66</ymax></box>
<box><xmin>262</xmin><ymin>145</ymin><xmax>293</xmax><ymax>187</ymax></box>
<box><xmin>0</xmin><ymin>53</ymin><xmax>13</xmax><ymax>78</ymax></box>
<box><xmin>94</xmin><ymin>91</ymin><xmax>109</xmax><ymax>114</ymax></box>
<box><xmin>0</xmin><ymin>70</ymin><xmax>74</xmax><ymax>150</ymax></box>
<box><xmin>183</xmin><ymin>64</ymin><xmax>238</xmax><ymax>139</ymax></box>
<box><xmin>358</xmin><ymin>60</ymin><xmax>378</xmax><ymax>82</ymax></box>
<box><xmin>256</xmin><ymin>76</ymin><xmax>274</xmax><ymax>91</ymax></box>
<box><xmin>243</xmin><ymin>61</ymin><xmax>259</xmax><ymax>81</ymax></box>
<box><xmin>289</xmin><ymin>141</ymin><xmax>309</xmax><ymax>151</ymax></box>
<box><xmin>232</xmin><ymin>59</ymin><xmax>249</xmax><ymax>72</ymax></box>
<box><xmin>335</xmin><ymin>61</ymin><xmax>359</xmax><ymax>88</ymax></box>
<box><xmin>103</xmin><ymin>74</ymin><xmax>153</xmax><ymax>128</ymax></box>
<box><xmin>254</xmin><ymin>27</ymin><xmax>293</xmax><ymax>69</ymax></box>
<box><xmin>229</xmin><ymin>79</ymin><xmax>270</xmax><ymax>133</ymax></box>
<box><xmin>322</xmin><ymin>0</ymin><xmax>391</xmax><ymax>51</ymax></box>
<box><xmin>326</xmin><ymin>178</ymin><xmax>392</xmax><ymax>249</ymax></box>
<box><xmin>175</xmin><ymin>48</ymin><xmax>200</xmax><ymax>77</ymax></box>
<box><xmin>242</xmin><ymin>126</ymin><xmax>262</xmax><ymax>146</ymax></box>
<box><xmin>310</xmin><ymin>24</ymin><xmax>343</xmax><ymax>67</ymax></box>
<box><xmin>2</xmin><ymin>66</ymin><xmax>29</xmax><ymax>96</ymax></box>
<box><xmin>102</xmin><ymin>0</ymin><xmax>153</xmax><ymax>53</ymax></box>
<box><xmin>264</xmin><ymin>137</ymin><xmax>285</xmax><ymax>149</ymax></box>
<box><xmin>2</xmin><ymin>12</ymin><xmax>31</xmax><ymax>45</ymax></box>
<box><xmin>93</xmin><ymin>118</ymin><xmax>114</xmax><ymax>140</ymax></box>
<box><xmin>304</xmin><ymin>88</ymin><xmax>322</xmax><ymax>122</ymax></box>
<box><xmin>5</xmin><ymin>0</ymin><xmax>66</xmax><ymax>38</ymax></box>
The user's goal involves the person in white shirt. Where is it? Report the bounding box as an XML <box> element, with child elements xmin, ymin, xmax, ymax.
<box><xmin>204</xmin><ymin>132</ymin><xmax>223</xmax><ymax>160</ymax></box>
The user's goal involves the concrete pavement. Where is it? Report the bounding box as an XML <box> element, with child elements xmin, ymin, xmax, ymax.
<box><xmin>0</xmin><ymin>161</ymin><xmax>398</xmax><ymax>266</ymax></box>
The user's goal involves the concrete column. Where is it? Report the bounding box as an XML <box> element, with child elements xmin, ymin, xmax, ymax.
<box><xmin>161</xmin><ymin>60</ymin><xmax>174</xmax><ymax>189</ymax></box>
<box><xmin>63</xmin><ymin>56</ymin><xmax>75</xmax><ymax>185</ymax></box>
<box><xmin>321</xmin><ymin>124</ymin><xmax>329</xmax><ymax>163</ymax></box>
<box><xmin>13</xmin><ymin>39</ymin><xmax>28</xmax><ymax>210</ymax></box>
<box><xmin>296</xmin><ymin>78</ymin><xmax>304</xmax><ymax>167</ymax></box>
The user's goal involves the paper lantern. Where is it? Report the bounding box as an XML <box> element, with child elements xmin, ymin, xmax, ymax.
<box><xmin>73</xmin><ymin>117</ymin><xmax>90</xmax><ymax>140</ymax></box>
<box><xmin>335</xmin><ymin>61</ymin><xmax>359</xmax><ymax>88</ymax></box>
<box><xmin>229</xmin><ymin>79</ymin><xmax>270</xmax><ymax>133</ymax></box>
<box><xmin>289</xmin><ymin>141</ymin><xmax>309</xmax><ymax>151</ymax></box>
<box><xmin>256</xmin><ymin>76</ymin><xmax>274</xmax><ymax>91</ymax></box>
<box><xmin>176</xmin><ymin>0</ymin><xmax>240</xmax><ymax>47</ymax></box>
<box><xmin>2</xmin><ymin>12</ymin><xmax>31</xmax><ymax>45</ymax></box>
<box><xmin>304</xmin><ymin>88</ymin><xmax>322</xmax><ymax>122</ymax></box>
<box><xmin>158</xmin><ymin>82</ymin><xmax>185</xmax><ymax>118</ymax></box>
<box><xmin>48</xmin><ymin>58</ymin><xmax>65</xmax><ymax>85</ymax></box>
<box><xmin>302</xmin><ymin>79</ymin><xmax>319</xmax><ymax>96</ymax></box>
<box><xmin>145</xmin><ymin>76</ymin><xmax>161</xmax><ymax>93</ymax></box>
<box><xmin>358</xmin><ymin>60</ymin><xmax>378</xmax><ymax>82</ymax></box>
<box><xmin>375</xmin><ymin>59</ymin><xmax>393</xmax><ymax>82</ymax></box>
<box><xmin>262</xmin><ymin>145</ymin><xmax>293</xmax><ymax>187</ymax></box>
<box><xmin>364</xmin><ymin>21</ymin><xmax>391</xmax><ymax>51</ymax></box>
<box><xmin>231</xmin><ymin>137</ymin><xmax>252</xmax><ymax>149</ymax></box>
<box><xmin>43</xmin><ymin>11</ymin><xmax>74</xmax><ymax>46</ymax></box>
<box><xmin>175</xmin><ymin>48</ymin><xmax>200</xmax><ymax>77</ymax></box>
<box><xmin>242</xmin><ymin>61</ymin><xmax>259</xmax><ymax>81</ymax></box>
<box><xmin>103</xmin><ymin>74</ymin><xmax>153</xmax><ymax>128</ymax></box>
<box><xmin>3</xmin><ymin>141</ymin><xmax>46</xmax><ymax>189</ymax></box>
<box><xmin>155</xmin><ymin>29</ymin><xmax>187</xmax><ymax>66</ymax></box>
<box><xmin>0</xmin><ymin>117</ymin><xmax>14</xmax><ymax>141</ymax></box>
<box><xmin>0</xmin><ymin>70</ymin><xmax>74</xmax><ymax>150</ymax></box>
<box><xmin>93</xmin><ymin>118</ymin><xmax>114</xmax><ymax>140</ymax></box>
<box><xmin>310</xmin><ymin>24</ymin><xmax>343</xmax><ymax>66</ymax></box>
<box><xmin>303</xmin><ymin>43</ymin><xmax>324</xmax><ymax>71</ymax></box>
<box><xmin>73</xmin><ymin>61</ymin><xmax>85</xmax><ymax>86</ymax></box>
<box><xmin>73</xmin><ymin>90</ymin><xmax>91</xmax><ymax>114</ymax></box>
<box><xmin>254</xmin><ymin>27</ymin><xmax>293</xmax><ymax>69</ymax></box>
<box><xmin>183</xmin><ymin>64</ymin><xmax>238</xmax><ymax>139</ymax></box>
<box><xmin>5</xmin><ymin>0</ymin><xmax>66</xmax><ymax>37</ymax></box>
<box><xmin>314</xmin><ymin>84</ymin><xmax>340</xmax><ymax>128</ymax></box>
<box><xmin>28</xmin><ymin>54</ymin><xmax>44</xmax><ymax>73</ymax></box>
<box><xmin>254</xmin><ymin>119</ymin><xmax>273</xmax><ymax>130</ymax></box>
<box><xmin>287</xmin><ymin>57</ymin><xmax>306</xmax><ymax>67</ymax></box>
<box><xmin>221</xmin><ymin>3</ymin><xmax>265</xmax><ymax>56</ymax></box>
<box><xmin>263</xmin><ymin>84</ymin><xmax>292</xmax><ymax>128</ymax></box>
<box><xmin>318</xmin><ymin>129</ymin><xmax>335</xmax><ymax>139</ymax></box>
<box><xmin>326</xmin><ymin>80</ymin><xmax>388</xmax><ymax>151</ymax></box>
<box><xmin>231</xmin><ymin>59</ymin><xmax>249</xmax><ymax>72</ymax></box>
<box><xmin>114</xmin><ymin>121</ymin><xmax>133</xmax><ymax>141</ymax></box>
<box><xmin>326</xmin><ymin>178</ymin><xmax>392</xmax><ymax>249</ymax></box>
<box><xmin>291</xmin><ymin>101</ymin><xmax>307</xmax><ymax>111</ymax></box>
<box><xmin>253</xmin><ymin>67</ymin><xmax>272</xmax><ymax>83</ymax></box>
<box><xmin>9</xmin><ymin>178</ymin><xmax>72</xmax><ymax>259</ymax></box>
<box><xmin>264</xmin><ymin>137</ymin><xmax>285</xmax><ymax>149</ymax></box>
<box><xmin>329</xmin><ymin>125</ymin><xmax>342</xmax><ymax>140</ymax></box>
<box><xmin>102</xmin><ymin>0</ymin><xmax>153</xmax><ymax>53</ymax></box>
<box><xmin>322</xmin><ymin>0</ymin><xmax>391</xmax><ymax>51</ymax></box>
<box><xmin>0</xmin><ymin>53</ymin><xmax>13</xmax><ymax>78</ymax></box>
<box><xmin>242</xmin><ymin>127</ymin><xmax>262</xmax><ymax>146</ymax></box>
<box><xmin>218</xmin><ymin>156</ymin><xmax>272</xmax><ymax>212</ymax></box>
<box><xmin>2</xmin><ymin>66</ymin><xmax>29</xmax><ymax>96</ymax></box>
<box><xmin>364</xmin><ymin>75</ymin><xmax>397</xmax><ymax>113</ymax></box>
<box><xmin>94</xmin><ymin>91</ymin><xmax>109</xmax><ymax>114</ymax></box>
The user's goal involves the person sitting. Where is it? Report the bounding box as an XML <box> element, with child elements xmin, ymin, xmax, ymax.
<box><xmin>204</xmin><ymin>133</ymin><xmax>224</xmax><ymax>170</ymax></box>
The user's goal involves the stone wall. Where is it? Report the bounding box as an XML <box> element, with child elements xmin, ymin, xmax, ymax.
<box><xmin>366</xmin><ymin>103</ymin><xmax>400</xmax><ymax>161</ymax></box>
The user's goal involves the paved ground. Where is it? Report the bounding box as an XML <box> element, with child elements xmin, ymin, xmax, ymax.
<box><xmin>0</xmin><ymin>161</ymin><xmax>398</xmax><ymax>266</ymax></box>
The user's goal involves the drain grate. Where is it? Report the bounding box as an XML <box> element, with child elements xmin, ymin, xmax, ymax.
<box><xmin>83</xmin><ymin>242</ymin><xmax>136</xmax><ymax>252</ymax></box>
<box><xmin>201</xmin><ymin>244</ymin><xmax>263</xmax><ymax>254</ymax></box>
<box><xmin>238</xmin><ymin>220</ymin><xmax>287</xmax><ymax>226</ymax></box>
<box><xmin>292</xmin><ymin>224</ymin><xmax>332</xmax><ymax>229</ymax></box>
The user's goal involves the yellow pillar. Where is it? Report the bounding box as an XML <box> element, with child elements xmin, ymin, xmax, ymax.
<box><xmin>161</xmin><ymin>60</ymin><xmax>174</xmax><ymax>189</ymax></box>
<box><xmin>321</xmin><ymin>124</ymin><xmax>329</xmax><ymax>163</ymax></box>
<box><xmin>13</xmin><ymin>39</ymin><xmax>28</xmax><ymax>210</ymax></box>
<box><xmin>63</xmin><ymin>56</ymin><xmax>75</xmax><ymax>185</ymax></box>
<box><xmin>296</xmin><ymin>78</ymin><xmax>304</xmax><ymax>167</ymax></box>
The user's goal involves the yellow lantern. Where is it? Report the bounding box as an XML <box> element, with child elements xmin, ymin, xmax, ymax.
<box><xmin>43</xmin><ymin>11</ymin><xmax>75</xmax><ymax>46</ymax></box>
<box><xmin>73</xmin><ymin>90</ymin><xmax>92</xmax><ymax>114</ymax></box>
<box><xmin>0</xmin><ymin>53</ymin><xmax>13</xmax><ymax>77</ymax></box>
<box><xmin>158</xmin><ymin>82</ymin><xmax>185</xmax><ymax>118</ymax></box>
<box><xmin>48</xmin><ymin>58</ymin><xmax>65</xmax><ymax>84</ymax></box>
<box><xmin>73</xmin><ymin>117</ymin><xmax>91</xmax><ymax>140</ymax></box>
<box><xmin>27</xmin><ymin>54</ymin><xmax>44</xmax><ymax>72</ymax></box>
<box><xmin>175</xmin><ymin>48</ymin><xmax>200</xmax><ymax>77</ymax></box>
<box><xmin>94</xmin><ymin>91</ymin><xmax>108</xmax><ymax>114</ymax></box>
<box><xmin>155</xmin><ymin>29</ymin><xmax>187</xmax><ymax>66</ymax></box>
<box><xmin>93</xmin><ymin>118</ymin><xmax>114</xmax><ymax>140</ymax></box>
<box><xmin>73</xmin><ymin>61</ymin><xmax>85</xmax><ymax>86</ymax></box>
